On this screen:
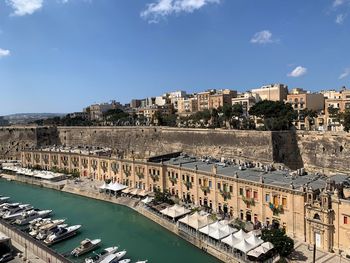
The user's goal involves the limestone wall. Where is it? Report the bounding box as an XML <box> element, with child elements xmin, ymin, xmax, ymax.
<box><xmin>57</xmin><ymin>127</ymin><xmax>275</xmax><ymax>164</ymax></box>
<box><xmin>295</xmin><ymin>131</ymin><xmax>350</xmax><ymax>174</ymax></box>
<box><xmin>1</xmin><ymin>126</ymin><xmax>350</xmax><ymax>173</ymax></box>
<box><xmin>0</xmin><ymin>126</ymin><xmax>58</xmax><ymax>160</ymax></box>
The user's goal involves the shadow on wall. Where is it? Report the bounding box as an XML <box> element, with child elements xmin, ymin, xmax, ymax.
<box><xmin>272</xmin><ymin>130</ymin><xmax>304</xmax><ymax>170</ymax></box>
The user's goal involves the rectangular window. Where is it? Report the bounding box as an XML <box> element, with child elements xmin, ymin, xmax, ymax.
<box><xmin>199</xmin><ymin>179</ymin><xmax>202</xmax><ymax>185</ymax></box>
<box><xmin>239</xmin><ymin>188</ymin><xmax>243</xmax><ymax>195</ymax></box>
<box><xmin>265</xmin><ymin>194</ymin><xmax>270</xmax><ymax>202</ymax></box>
<box><xmin>209</xmin><ymin>181</ymin><xmax>212</xmax><ymax>188</ymax></box>
<box><xmin>229</xmin><ymin>185</ymin><xmax>233</xmax><ymax>193</ymax></box>
<box><xmin>182</xmin><ymin>174</ymin><xmax>185</xmax><ymax>180</ymax></box>
<box><xmin>217</xmin><ymin>183</ymin><xmax>221</xmax><ymax>190</ymax></box>
<box><xmin>246</xmin><ymin>189</ymin><xmax>251</xmax><ymax>198</ymax></box>
<box><xmin>344</xmin><ymin>216</ymin><xmax>348</xmax><ymax>225</ymax></box>
<box><xmin>253</xmin><ymin>191</ymin><xmax>258</xmax><ymax>200</ymax></box>
<box><xmin>282</xmin><ymin>197</ymin><xmax>287</xmax><ymax>208</ymax></box>
<box><xmin>273</xmin><ymin>196</ymin><xmax>279</xmax><ymax>206</ymax></box>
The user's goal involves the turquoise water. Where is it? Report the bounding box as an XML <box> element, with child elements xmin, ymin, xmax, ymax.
<box><xmin>0</xmin><ymin>179</ymin><xmax>221</xmax><ymax>263</ymax></box>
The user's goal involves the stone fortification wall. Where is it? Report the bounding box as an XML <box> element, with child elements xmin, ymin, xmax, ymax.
<box><xmin>57</xmin><ymin>127</ymin><xmax>275</xmax><ymax>164</ymax></box>
<box><xmin>2</xmin><ymin>126</ymin><xmax>350</xmax><ymax>173</ymax></box>
<box><xmin>295</xmin><ymin>131</ymin><xmax>350</xmax><ymax>174</ymax></box>
<box><xmin>0</xmin><ymin>126</ymin><xmax>58</xmax><ymax>160</ymax></box>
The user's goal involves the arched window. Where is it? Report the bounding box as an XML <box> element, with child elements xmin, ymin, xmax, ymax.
<box><xmin>314</xmin><ymin>213</ymin><xmax>321</xmax><ymax>220</ymax></box>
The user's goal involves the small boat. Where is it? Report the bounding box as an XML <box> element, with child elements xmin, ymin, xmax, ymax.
<box><xmin>0</xmin><ymin>196</ymin><xmax>10</xmax><ymax>203</ymax></box>
<box><xmin>100</xmin><ymin>250</ymin><xmax>126</xmax><ymax>263</ymax></box>
<box><xmin>36</xmin><ymin>223</ymin><xmax>67</xmax><ymax>240</ymax></box>
<box><xmin>116</xmin><ymin>259</ymin><xmax>131</xmax><ymax>263</ymax></box>
<box><xmin>44</xmin><ymin>225</ymin><xmax>81</xmax><ymax>245</ymax></box>
<box><xmin>135</xmin><ymin>261</ymin><xmax>148</xmax><ymax>263</ymax></box>
<box><xmin>15</xmin><ymin>210</ymin><xmax>52</xmax><ymax>225</ymax></box>
<box><xmin>2</xmin><ymin>205</ymin><xmax>33</xmax><ymax>220</ymax></box>
<box><xmin>84</xmin><ymin>246</ymin><xmax>118</xmax><ymax>263</ymax></box>
<box><xmin>71</xmin><ymin>238</ymin><xmax>102</xmax><ymax>257</ymax></box>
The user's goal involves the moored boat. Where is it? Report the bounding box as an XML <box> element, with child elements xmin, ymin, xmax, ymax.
<box><xmin>0</xmin><ymin>196</ymin><xmax>10</xmax><ymax>203</ymax></box>
<box><xmin>36</xmin><ymin>223</ymin><xmax>67</xmax><ymax>240</ymax></box>
<box><xmin>135</xmin><ymin>261</ymin><xmax>148</xmax><ymax>263</ymax></box>
<box><xmin>44</xmin><ymin>225</ymin><xmax>81</xmax><ymax>245</ymax></box>
<box><xmin>15</xmin><ymin>209</ymin><xmax>52</xmax><ymax>225</ymax></box>
<box><xmin>2</xmin><ymin>204</ymin><xmax>33</xmax><ymax>220</ymax></box>
<box><xmin>100</xmin><ymin>250</ymin><xmax>126</xmax><ymax>263</ymax></box>
<box><xmin>84</xmin><ymin>246</ymin><xmax>118</xmax><ymax>263</ymax></box>
<box><xmin>71</xmin><ymin>238</ymin><xmax>102</xmax><ymax>257</ymax></box>
<box><xmin>115</xmin><ymin>259</ymin><xmax>130</xmax><ymax>263</ymax></box>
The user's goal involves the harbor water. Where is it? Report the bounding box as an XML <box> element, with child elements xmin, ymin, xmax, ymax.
<box><xmin>0</xmin><ymin>179</ymin><xmax>221</xmax><ymax>263</ymax></box>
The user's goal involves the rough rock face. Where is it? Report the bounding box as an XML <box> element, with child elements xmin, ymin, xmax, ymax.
<box><xmin>295</xmin><ymin>131</ymin><xmax>350</xmax><ymax>174</ymax></box>
<box><xmin>0</xmin><ymin>126</ymin><xmax>58</xmax><ymax>160</ymax></box>
<box><xmin>57</xmin><ymin>127</ymin><xmax>275</xmax><ymax>164</ymax></box>
<box><xmin>1</xmin><ymin>126</ymin><xmax>350</xmax><ymax>173</ymax></box>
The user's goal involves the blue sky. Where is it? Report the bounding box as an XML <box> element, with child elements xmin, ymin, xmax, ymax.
<box><xmin>0</xmin><ymin>0</ymin><xmax>349</xmax><ymax>115</ymax></box>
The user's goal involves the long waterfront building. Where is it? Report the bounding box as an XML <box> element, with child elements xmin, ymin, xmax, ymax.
<box><xmin>20</xmin><ymin>148</ymin><xmax>350</xmax><ymax>256</ymax></box>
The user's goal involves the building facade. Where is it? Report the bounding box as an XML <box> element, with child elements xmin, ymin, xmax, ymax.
<box><xmin>20</xmin><ymin>148</ymin><xmax>350</xmax><ymax>255</ymax></box>
<box><xmin>251</xmin><ymin>84</ymin><xmax>288</xmax><ymax>102</ymax></box>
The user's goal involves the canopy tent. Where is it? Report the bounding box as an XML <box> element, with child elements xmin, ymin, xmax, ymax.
<box><xmin>141</xmin><ymin>196</ymin><xmax>154</xmax><ymax>204</ymax></box>
<box><xmin>160</xmin><ymin>204</ymin><xmax>191</xmax><ymax>219</ymax></box>
<box><xmin>138</xmin><ymin>189</ymin><xmax>150</xmax><ymax>197</ymax></box>
<box><xmin>233</xmin><ymin>229</ymin><xmax>251</xmax><ymax>240</ymax></box>
<box><xmin>246</xmin><ymin>234</ymin><xmax>263</xmax><ymax>248</ymax></box>
<box><xmin>233</xmin><ymin>239</ymin><xmax>255</xmax><ymax>254</ymax></box>
<box><xmin>129</xmin><ymin>188</ymin><xmax>142</xmax><ymax>196</ymax></box>
<box><xmin>199</xmin><ymin>220</ymin><xmax>237</xmax><ymax>240</ymax></box>
<box><xmin>261</xmin><ymin>241</ymin><xmax>274</xmax><ymax>251</ymax></box>
<box><xmin>247</xmin><ymin>244</ymin><xmax>272</xmax><ymax>258</ymax></box>
<box><xmin>109</xmin><ymin>182</ymin><xmax>127</xmax><ymax>192</ymax></box>
<box><xmin>221</xmin><ymin>234</ymin><xmax>241</xmax><ymax>247</ymax></box>
<box><xmin>122</xmin><ymin>188</ymin><xmax>131</xmax><ymax>194</ymax></box>
<box><xmin>247</xmin><ymin>249</ymin><xmax>264</xmax><ymax>258</ymax></box>
<box><xmin>178</xmin><ymin>212</ymin><xmax>214</xmax><ymax>231</ymax></box>
<box><xmin>100</xmin><ymin>182</ymin><xmax>127</xmax><ymax>192</ymax></box>
<box><xmin>99</xmin><ymin>182</ymin><xmax>108</xmax><ymax>189</ymax></box>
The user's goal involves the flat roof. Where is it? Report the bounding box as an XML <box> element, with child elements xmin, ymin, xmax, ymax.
<box><xmin>163</xmin><ymin>156</ymin><xmax>350</xmax><ymax>191</ymax></box>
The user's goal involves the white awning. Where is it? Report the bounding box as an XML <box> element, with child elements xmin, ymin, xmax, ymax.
<box><xmin>178</xmin><ymin>212</ymin><xmax>214</xmax><ymax>230</ymax></box>
<box><xmin>233</xmin><ymin>229</ymin><xmax>251</xmax><ymax>240</ymax></box>
<box><xmin>233</xmin><ymin>239</ymin><xmax>255</xmax><ymax>253</ymax></box>
<box><xmin>246</xmin><ymin>234</ymin><xmax>263</xmax><ymax>247</ymax></box>
<box><xmin>141</xmin><ymin>196</ymin><xmax>154</xmax><ymax>204</ymax></box>
<box><xmin>221</xmin><ymin>234</ymin><xmax>241</xmax><ymax>247</ymax></box>
<box><xmin>160</xmin><ymin>204</ymin><xmax>191</xmax><ymax>219</ymax></box>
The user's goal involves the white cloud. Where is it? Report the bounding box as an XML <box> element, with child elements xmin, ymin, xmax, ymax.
<box><xmin>339</xmin><ymin>68</ymin><xmax>350</xmax><ymax>79</ymax></box>
<box><xmin>6</xmin><ymin>0</ymin><xmax>43</xmax><ymax>16</ymax></box>
<box><xmin>333</xmin><ymin>0</ymin><xmax>345</xmax><ymax>7</ymax></box>
<box><xmin>0</xmin><ymin>48</ymin><xmax>11</xmax><ymax>58</ymax></box>
<box><xmin>333</xmin><ymin>0</ymin><xmax>350</xmax><ymax>7</ymax></box>
<box><xmin>336</xmin><ymin>13</ymin><xmax>346</xmax><ymax>23</ymax></box>
<box><xmin>287</xmin><ymin>66</ymin><xmax>308</xmax><ymax>78</ymax></box>
<box><xmin>141</xmin><ymin>0</ymin><xmax>220</xmax><ymax>23</ymax></box>
<box><xmin>250</xmin><ymin>30</ymin><xmax>277</xmax><ymax>44</ymax></box>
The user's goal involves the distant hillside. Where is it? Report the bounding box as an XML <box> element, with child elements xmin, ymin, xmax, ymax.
<box><xmin>1</xmin><ymin>113</ymin><xmax>66</xmax><ymax>124</ymax></box>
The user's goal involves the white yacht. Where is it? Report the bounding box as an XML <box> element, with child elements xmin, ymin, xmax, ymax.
<box><xmin>100</xmin><ymin>250</ymin><xmax>126</xmax><ymax>263</ymax></box>
<box><xmin>29</xmin><ymin>218</ymin><xmax>64</xmax><ymax>237</ymax></box>
<box><xmin>0</xmin><ymin>196</ymin><xmax>10</xmax><ymax>204</ymax></box>
<box><xmin>0</xmin><ymin>203</ymin><xmax>24</xmax><ymax>216</ymax></box>
<box><xmin>135</xmin><ymin>261</ymin><xmax>148</xmax><ymax>263</ymax></box>
<box><xmin>71</xmin><ymin>238</ymin><xmax>102</xmax><ymax>257</ymax></box>
<box><xmin>2</xmin><ymin>205</ymin><xmax>33</xmax><ymax>220</ymax></box>
<box><xmin>44</xmin><ymin>225</ymin><xmax>81</xmax><ymax>245</ymax></box>
<box><xmin>84</xmin><ymin>246</ymin><xmax>118</xmax><ymax>263</ymax></box>
<box><xmin>15</xmin><ymin>210</ymin><xmax>52</xmax><ymax>225</ymax></box>
<box><xmin>36</xmin><ymin>223</ymin><xmax>67</xmax><ymax>240</ymax></box>
<box><xmin>116</xmin><ymin>259</ymin><xmax>131</xmax><ymax>263</ymax></box>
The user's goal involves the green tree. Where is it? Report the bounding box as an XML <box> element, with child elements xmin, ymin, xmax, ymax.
<box><xmin>261</xmin><ymin>228</ymin><xmax>294</xmax><ymax>257</ymax></box>
<box><xmin>249</xmin><ymin>100</ymin><xmax>296</xmax><ymax>130</ymax></box>
<box><xmin>342</xmin><ymin>110</ymin><xmax>350</xmax><ymax>132</ymax></box>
